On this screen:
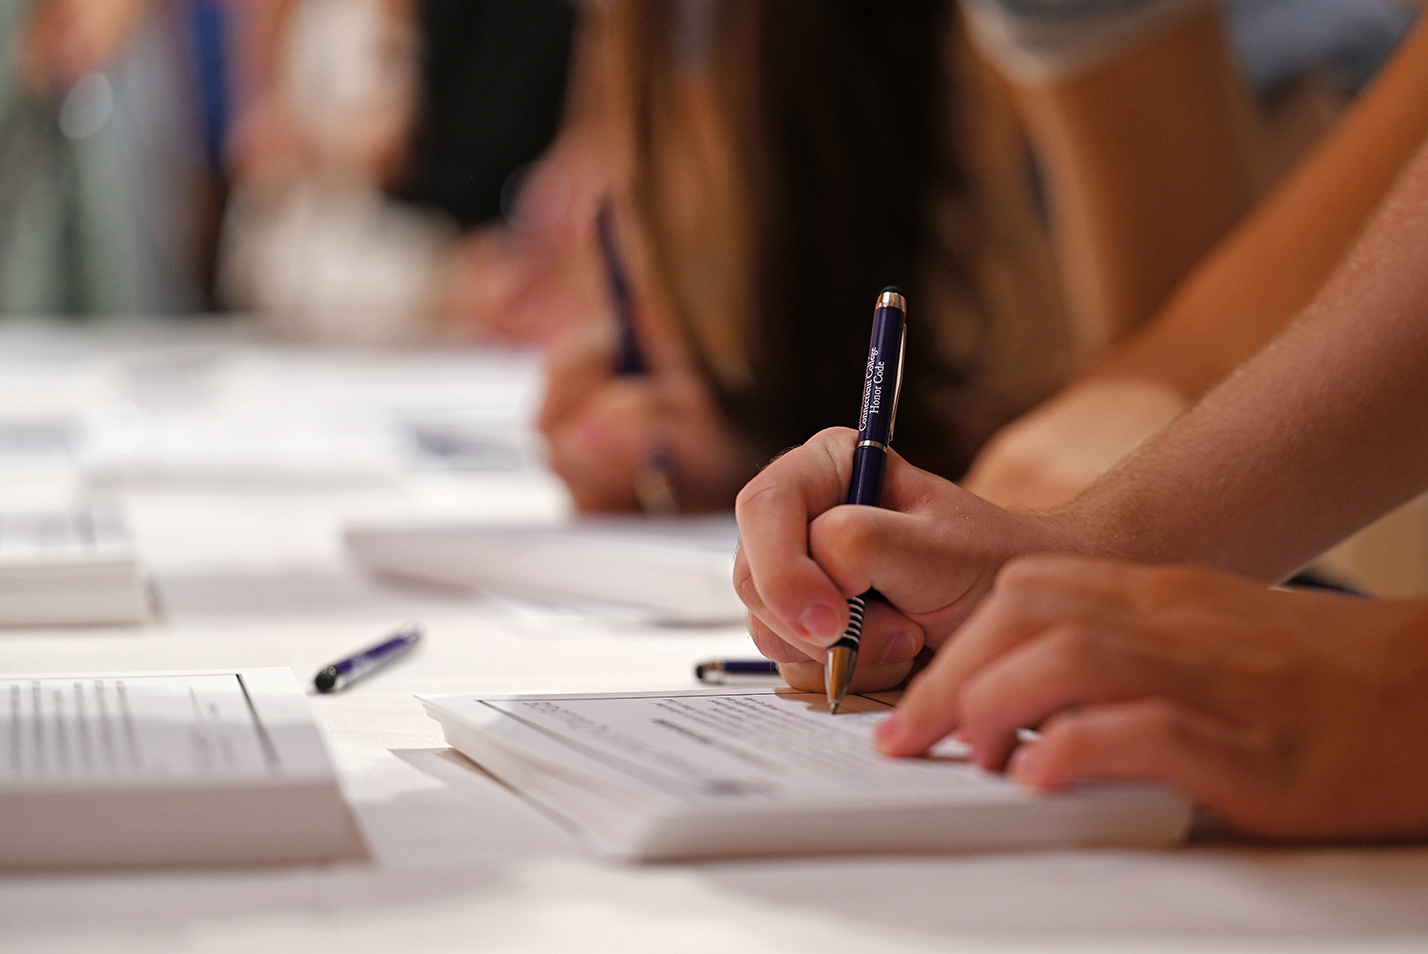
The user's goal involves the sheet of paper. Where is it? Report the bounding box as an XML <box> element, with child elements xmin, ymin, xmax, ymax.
<box><xmin>348</xmin><ymin>515</ymin><xmax>745</xmax><ymax>625</ymax></box>
<box><xmin>471</xmin><ymin>690</ymin><xmax>996</xmax><ymax>807</ymax></box>
<box><xmin>0</xmin><ymin>504</ymin><xmax>135</xmax><ymax>567</ymax></box>
<box><xmin>2</xmin><ymin>673</ymin><xmax>283</xmax><ymax>787</ymax></box>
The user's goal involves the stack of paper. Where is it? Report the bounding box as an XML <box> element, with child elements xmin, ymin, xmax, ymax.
<box><xmin>422</xmin><ymin>688</ymin><xmax>1193</xmax><ymax>861</ymax></box>
<box><xmin>347</xmin><ymin>515</ymin><xmax>744</xmax><ymax>625</ymax></box>
<box><xmin>0</xmin><ymin>503</ymin><xmax>150</xmax><ymax>626</ymax></box>
<box><xmin>0</xmin><ymin>667</ymin><xmax>363</xmax><ymax>869</ymax></box>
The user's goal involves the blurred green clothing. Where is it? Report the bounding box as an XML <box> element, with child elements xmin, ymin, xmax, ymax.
<box><xmin>0</xmin><ymin>0</ymin><xmax>208</xmax><ymax>316</ymax></box>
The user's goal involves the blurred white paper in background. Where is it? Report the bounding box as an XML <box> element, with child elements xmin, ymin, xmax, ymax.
<box><xmin>0</xmin><ymin>323</ymin><xmax>547</xmax><ymax>489</ymax></box>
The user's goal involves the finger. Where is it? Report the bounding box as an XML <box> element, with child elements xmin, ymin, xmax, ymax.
<box><xmin>877</xmin><ymin>555</ymin><xmax>1164</xmax><ymax>758</ymax></box>
<box><xmin>747</xmin><ymin>599</ymin><xmax>923</xmax><ymax>669</ymax></box>
<box><xmin>1008</xmin><ymin>699</ymin><xmax>1266</xmax><ymax>831</ymax></box>
<box><xmin>777</xmin><ymin>606</ymin><xmax>922</xmax><ymax>694</ymax></box>
<box><xmin>813</xmin><ymin>476</ymin><xmax>1087</xmax><ymax>641</ymax></box>
<box><xmin>858</xmin><ymin>598</ymin><xmax>926</xmax><ymax>667</ymax></box>
<box><xmin>777</xmin><ymin>658</ymin><xmax>919</xmax><ymax>695</ymax></box>
<box><xmin>543</xmin><ymin>380</ymin><xmax>656</xmax><ymax>512</ymax></box>
<box><xmin>808</xmin><ymin>506</ymin><xmax>989</xmax><ymax>631</ymax></box>
<box><xmin>957</xmin><ymin>621</ymin><xmax>1195</xmax><ymax>770</ymax></box>
<box><xmin>747</xmin><ymin>612</ymin><xmax>814</xmax><ymax>665</ymax></box>
<box><xmin>734</xmin><ymin>428</ymin><xmax>857</xmax><ymax>653</ymax></box>
<box><xmin>775</xmin><ymin>660</ymin><xmax>824</xmax><ymax>693</ymax></box>
<box><xmin>538</xmin><ymin>321</ymin><xmax>615</xmax><ymax>434</ymax></box>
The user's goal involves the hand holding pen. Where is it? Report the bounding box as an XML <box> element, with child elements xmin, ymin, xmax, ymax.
<box><xmin>731</xmin><ymin>288</ymin><xmax>917</xmax><ymax>705</ymax></box>
<box><xmin>733</xmin><ymin>288</ymin><xmax>1082</xmax><ymax>701</ymax></box>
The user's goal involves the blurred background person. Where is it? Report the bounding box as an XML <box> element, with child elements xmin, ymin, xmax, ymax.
<box><xmin>959</xmin><ymin>0</ymin><xmax>1425</xmax><ymax>512</ymax></box>
<box><xmin>217</xmin><ymin>0</ymin><xmax>581</xmax><ymax>346</ymax></box>
<box><xmin>0</xmin><ymin>0</ymin><xmax>219</xmax><ymax>314</ymax></box>
<box><xmin>535</xmin><ymin>0</ymin><xmax>1419</xmax><ymax>515</ymax></box>
<box><xmin>959</xmin><ymin>1</ymin><xmax>1428</xmax><ymax>598</ymax></box>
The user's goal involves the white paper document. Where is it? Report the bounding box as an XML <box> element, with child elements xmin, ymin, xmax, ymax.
<box><xmin>0</xmin><ymin>502</ymin><xmax>150</xmax><ymax>625</ymax></box>
<box><xmin>349</xmin><ymin>515</ymin><xmax>744</xmax><ymax>625</ymax></box>
<box><xmin>422</xmin><ymin>688</ymin><xmax>1193</xmax><ymax>860</ymax></box>
<box><xmin>79</xmin><ymin>347</ymin><xmax>546</xmax><ymax>486</ymax></box>
<box><xmin>0</xmin><ymin>668</ymin><xmax>362</xmax><ymax>869</ymax></box>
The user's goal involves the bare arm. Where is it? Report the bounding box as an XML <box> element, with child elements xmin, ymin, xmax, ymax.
<box><xmin>1093</xmin><ymin>13</ymin><xmax>1428</xmax><ymax>398</ymax></box>
<box><xmin>1006</xmin><ymin>3</ymin><xmax>1269</xmax><ymax>348</ymax></box>
<box><xmin>964</xmin><ymin>16</ymin><xmax>1428</xmax><ymax>511</ymax></box>
<box><xmin>1076</xmin><ymin>133</ymin><xmax>1428</xmax><ymax>579</ymax></box>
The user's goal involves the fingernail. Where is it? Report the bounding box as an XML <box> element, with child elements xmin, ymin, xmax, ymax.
<box><xmin>799</xmin><ymin>602</ymin><xmax>842</xmax><ymax>644</ymax></box>
<box><xmin>874</xmin><ymin>631</ymin><xmax>918</xmax><ymax>665</ymax></box>
<box><xmin>873</xmin><ymin>712</ymin><xmax>903</xmax><ymax>753</ymax></box>
<box><xmin>1008</xmin><ymin>743</ymin><xmax>1042</xmax><ymax>788</ymax></box>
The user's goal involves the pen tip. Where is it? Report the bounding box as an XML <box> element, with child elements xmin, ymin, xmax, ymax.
<box><xmin>881</xmin><ymin>285</ymin><xmax>903</xmax><ymax>296</ymax></box>
<box><xmin>830</xmin><ymin>699</ymin><xmax>841</xmax><ymax>715</ymax></box>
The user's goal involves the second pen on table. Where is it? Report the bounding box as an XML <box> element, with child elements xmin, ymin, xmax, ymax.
<box><xmin>313</xmin><ymin>622</ymin><xmax>422</xmax><ymax>693</ymax></box>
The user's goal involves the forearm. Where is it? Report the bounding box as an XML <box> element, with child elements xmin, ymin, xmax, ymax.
<box><xmin>1071</xmin><ymin>136</ymin><xmax>1428</xmax><ymax>579</ymax></box>
<box><xmin>1093</xmin><ymin>15</ymin><xmax>1428</xmax><ymax>400</ymax></box>
<box><xmin>1005</xmin><ymin>3</ymin><xmax>1267</xmax><ymax>346</ymax></box>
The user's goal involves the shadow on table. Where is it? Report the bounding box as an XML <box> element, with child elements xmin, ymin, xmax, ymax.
<box><xmin>151</xmin><ymin>566</ymin><xmax>485</xmax><ymax>620</ymax></box>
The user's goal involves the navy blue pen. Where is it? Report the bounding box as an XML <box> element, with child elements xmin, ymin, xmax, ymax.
<box><xmin>827</xmin><ymin>288</ymin><xmax>907</xmax><ymax>713</ymax></box>
<box><xmin>596</xmin><ymin>200</ymin><xmax>646</xmax><ymax>376</ymax></box>
<box><xmin>596</xmin><ymin>199</ymin><xmax>678</xmax><ymax>512</ymax></box>
<box><xmin>694</xmin><ymin>658</ymin><xmax>781</xmax><ymax>684</ymax></box>
<box><xmin>313</xmin><ymin>623</ymin><xmax>422</xmax><ymax>693</ymax></box>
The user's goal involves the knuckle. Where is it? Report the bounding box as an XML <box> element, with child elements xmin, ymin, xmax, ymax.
<box><xmin>747</xmin><ymin>621</ymin><xmax>796</xmax><ymax>663</ymax></box>
<box><xmin>957</xmin><ymin>675</ymin><xmax>999</xmax><ymax>724</ymax></box>
<box><xmin>1136</xmin><ymin>699</ymin><xmax>1182</xmax><ymax>736</ymax></box>
<box><xmin>812</xmin><ymin>504</ymin><xmax>877</xmax><ymax>555</ymax></box>
<box><xmin>1044</xmin><ymin>714</ymin><xmax>1097</xmax><ymax>762</ymax></box>
<box><xmin>731</xmin><ymin>559</ymin><xmax>759</xmax><ymax>605</ymax></box>
<box><xmin>995</xmin><ymin>554</ymin><xmax>1075</xmax><ymax>594</ymax></box>
<box><xmin>993</xmin><ymin>557</ymin><xmax>1042</xmax><ymax>592</ymax></box>
<box><xmin>1041</xmin><ymin>625</ymin><xmax>1104</xmax><ymax>670</ymax></box>
<box><xmin>776</xmin><ymin>660</ymin><xmax>826</xmax><ymax>692</ymax></box>
<box><xmin>734</xmin><ymin>471</ymin><xmax>782</xmax><ymax>518</ymax></box>
<box><xmin>1130</xmin><ymin>697</ymin><xmax>1193</xmax><ymax>746</ymax></box>
<box><xmin>1137</xmin><ymin>564</ymin><xmax>1211</xmax><ymax>606</ymax></box>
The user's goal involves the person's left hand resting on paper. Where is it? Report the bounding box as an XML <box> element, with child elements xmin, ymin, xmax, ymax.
<box><xmin>733</xmin><ymin>427</ymin><xmax>1085</xmax><ymax>693</ymax></box>
<box><xmin>876</xmin><ymin>554</ymin><xmax>1428</xmax><ymax>840</ymax></box>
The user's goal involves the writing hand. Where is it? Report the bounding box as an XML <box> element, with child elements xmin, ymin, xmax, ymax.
<box><xmin>733</xmin><ymin>427</ymin><xmax>1080</xmax><ymax>692</ymax></box>
<box><xmin>539</xmin><ymin>318</ymin><xmax>758</xmax><ymax>513</ymax></box>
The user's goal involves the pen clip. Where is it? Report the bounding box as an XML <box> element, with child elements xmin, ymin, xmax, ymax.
<box><xmin>888</xmin><ymin>320</ymin><xmax>906</xmax><ymax>444</ymax></box>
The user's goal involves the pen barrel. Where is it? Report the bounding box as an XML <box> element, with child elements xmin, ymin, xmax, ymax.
<box><xmin>339</xmin><ymin>631</ymin><xmax>417</xmax><ymax>676</ymax></box>
<box><xmin>847</xmin><ymin>445</ymin><xmax>886</xmax><ymax>509</ymax></box>
<box><xmin>849</xmin><ymin>297</ymin><xmax>905</xmax><ymax>507</ymax></box>
<box><xmin>835</xmin><ymin>592</ymin><xmax>868</xmax><ymax>651</ymax></box>
<box><xmin>315</xmin><ymin>624</ymin><xmax>421</xmax><ymax>692</ymax></box>
<box><xmin>853</xmin><ymin>303</ymin><xmax>905</xmax><ymax>444</ymax></box>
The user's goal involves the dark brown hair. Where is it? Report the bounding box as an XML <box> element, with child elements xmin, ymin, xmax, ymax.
<box><xmin>615</xmin><ymin>0</ymin><xmax>1005</xmax><ymax>478</ymax></box>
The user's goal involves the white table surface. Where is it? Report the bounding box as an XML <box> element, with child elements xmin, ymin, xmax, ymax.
<box><xmin>2</xmin><ymin>322</ymin><xmax>1426</xmax><ymax>954</ymax></box>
